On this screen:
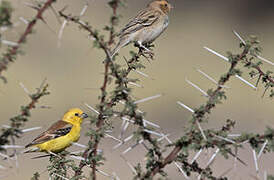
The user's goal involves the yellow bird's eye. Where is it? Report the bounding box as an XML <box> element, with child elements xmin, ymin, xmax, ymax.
<box><xmin>75</xmin><ymin>113</ymin><xmax>79</xmax><ymax>117</ymax></box>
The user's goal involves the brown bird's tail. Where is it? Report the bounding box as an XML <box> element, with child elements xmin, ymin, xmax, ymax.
<box><xmin>110</xmin><ymin>38</ymin><xmax>131</xmax><ymax>58</ymax></box>
<box><xmin>102</xmin><ymin>38</ymin><xmax>130</xmax><ymax>63</ymax></box>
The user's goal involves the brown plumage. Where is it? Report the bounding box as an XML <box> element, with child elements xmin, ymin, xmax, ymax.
<box><xmin>25</xmin><ymin>120</ymin><xmax>71</xmax><ymax>148</ymax></box>
<box><xmin>111</xmin><ymin>0</ymin><xmax>173</xmax><ymax>57</ymax></box>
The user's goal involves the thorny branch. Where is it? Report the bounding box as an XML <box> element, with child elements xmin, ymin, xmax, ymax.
<box><xmin>0</xmin><ymin>81</ymin><xmax>50</xmax><ymax>152</ymax></box>
<box><xmin>59</xmin><ymin>2</ymin><xmax>119</xmax><ymax>179</ymax></box>
<box><xmin>141</xmin><ymin>39</ymin><xmax>258</xmax><ymax>179</ymax></box>
<box><xmin>56</xmin><ymin>1</ymin><xmax>274</xmax><ymax>180</ymax></box>
<box><xmin>59</xmin><ymin>1</ymin><xmax>163</xmax><ymax>179</ymax></box>
<box><xmin>0</xmin><ymin>0</ymin><xmax>57</xmax><ymax>82</ymax></box>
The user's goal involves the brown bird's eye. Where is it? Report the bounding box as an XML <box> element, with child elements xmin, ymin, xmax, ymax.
<box><xmin>75</xmin><ymin>113</ymin><xmax>79</xmax><ymax>116</ymax></box>
<box><xmin>165</xmin><ymin>4</ymin><xmax>168</xmax><ymax>7</ymax></box>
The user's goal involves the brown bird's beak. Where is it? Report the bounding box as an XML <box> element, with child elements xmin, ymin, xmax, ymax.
<box><xmin>81</xmin><ymin>113</ymin><xmax>88</xmax><ymax>119</ymax></box>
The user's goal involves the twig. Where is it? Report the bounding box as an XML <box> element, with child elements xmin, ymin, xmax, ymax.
<box><xmin>0</xmin><ymin>0</ymin><xmax>57</xmax><ymax>79</ymax></box>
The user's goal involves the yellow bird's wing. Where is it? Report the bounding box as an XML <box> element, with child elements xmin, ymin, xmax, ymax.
<box><xmin>25</xmin><ymin>120</ymin><xmax>72</xmax><ymax>148</ymax></box>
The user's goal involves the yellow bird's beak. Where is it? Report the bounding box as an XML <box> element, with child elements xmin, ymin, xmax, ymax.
<box><xmin>81</xmin><ymin>113</ymin><xmax>88</xmax><ymax>119</ymax></box>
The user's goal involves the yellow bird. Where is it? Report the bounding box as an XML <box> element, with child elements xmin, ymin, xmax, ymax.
<box><xmin>25</xmin><ymin>108</ymin><xmax>88</xmax><ymax>153</ymax></box>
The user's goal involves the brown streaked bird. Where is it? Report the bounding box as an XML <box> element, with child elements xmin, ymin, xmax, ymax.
<box><xmin>25</xmin><ymin>108</ymin><xmax>88</xmax><ymax>153</ymax></box>
<box><xmin>111</xmin><ymin>0</ymin><xmax>173</xmax><ymax>57</ymax></box>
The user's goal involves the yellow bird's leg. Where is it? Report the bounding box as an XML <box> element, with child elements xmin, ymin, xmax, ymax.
<box><xmin>47</xmin><ymin>151</ymin><xmax>62</xmax><ymax>159</ymax></box>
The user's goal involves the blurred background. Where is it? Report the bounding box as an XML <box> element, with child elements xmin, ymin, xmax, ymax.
<box><xmin>1</xmin><ymin>0</ymin><xmax>274</xmax><ymax>179</ymax></box>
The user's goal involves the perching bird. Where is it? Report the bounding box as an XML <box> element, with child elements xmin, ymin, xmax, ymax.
<box><xmin>25</xmin><ymin>108</ymin><xmax>88</xmax><ymax>153</ymax></box>
<box><xmin>110</xmin><ymin>0</ymin><xmax>173</xmax><ymax>57</ymax></box>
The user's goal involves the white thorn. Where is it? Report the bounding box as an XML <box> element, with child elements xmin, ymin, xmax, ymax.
<box><xmin>128</xmin><ymin>82</ymin><xmax>143</xmax><ymax>88</ymax></box>
<box><xmin>2</xmin><ymin>125</ymin><xmax>11</xmax><ymax>128</ymax></box>
<box><xmin>121</xmin><ymin>117</ymin><xmax>134</xmax><ymax>123</ymax></box>
<box><xmin>120</xmin><ymin>120</ymin><xmax>130</xmax><ymax>138</ymax></box>
<box><xmin>52</xmin><ymin>173</ymin><xmax>69</xmax><ymax>180</ymax></box>
<box><xmin>120</xmin><ymin>155</ymin><xmax>137</xmax><ymax>175</ymax></box>
<box><xmin>164</xmin><ymin>136</ymin><xmax>173</xmax><ymax>144</ymax></box>
<box><xmin>0</xmin><ymin>152</ymin><xmax>10</xmax><ymax>159</ymax></box>
<box><xmin>0</xmin><ymin>164</ymin><xmax>6</xmax><ymax>170</ymax></box>
<box><xmin>112</xmin><ymin>172</ymin><xmax>120</xmax><ymax>180</ymax></box>
<box><xmin>48</xmin><ymin>151</ymin><xmax>60</xmax><ymax>158</ymax></box>
<box><xmin>204</xmin><ymin>47</ymin><xmax>257</xmax><ymax>90</ymax></box>
<box><xmin>84</xmin><ymin>103</ymin><xmax>99</xmax><ymax>114</ymax></box>
<box><xmin>204</xmin><ymin>47</ymin><xmax>229</xmax><ymax>62</ymax></box>
<box><xmin>21</xmin><ymin>127</ymin><xmax>42</xmax><ymax>133</ymax></box>
<box><xmin>105</xmin><ymin>134</ymin><xmax>122</xmax><ymax>143</ymax></box>
<box><xmin>122</xmin><ymin>90</ymin><xmax>128</xmax><ymax>94</ymax></box>
<box><xmin>157</xmin><ymin>134</ymin><xmax>170</xmax><ymax>142</ymax></box>
<box><xmin>79</xmin><ymin>3</ymin><xmax>89</xmax><ymax>17</ymax></box>
<box><xmin>177</xmin><ymin>101</ymin><xmax>194</xmax><ymax>113</ymax></box>
<box><xmin>258</xmin><ymin>140</ymin><xmax>268</xmax><ymax>159</ymax></box>
<box><xmin>232</xmin><ymin>29</ymin><xmax>274</xmax><ymax>66</ymax></box>
<box><xmin>206</xmin><ymin>148</ymin><xmax>220</xmax><ymax>167</ymax></box>
<box><xmin>1</xmin><ymin>40</ymin><xmax>18</xmax><ymax>47</ymax></box>
<box><xmin>235</xmin><ymin>75</ymin><xmax>257</xmax><ymax>89</ymax></box>
<box><xmin>134</xmin><ymin>94</ymin><xmax>162</xmax><ymax>104</ymax></box>
<box><xmin>19</xmin><ymin>17</ymin><xmax>29</xmax><ymax>24</ymax></box>
<box><xmin>112</xmin><ymin>142</ymin><xmax>123</xmax><ymax>150</ymax></box>
<box><xmin>185</xmin><ymin>78</ymin><xmax>208</xmax><ymax>97</ymax></box>
<box><xmin>143</xmin><ymin>119</ymin><xmax>160</xmax><ymax>128</ymax></box>
<box><xmin>1</xmin><ymin>145</ymin><xmax>24</xmax><ymax>149</ymax></box>
<box><xmin>252</xmin><ymin>149</ymin><xmax>259</xmax><ymax>174</ymax></box>
<box><xmin>174</xmin><ymin>162</ymin><xmax>189</xmax><ymax>179</ymax></box>
<box><xmin>120</xmin><ymin>102</ymin><xmax>160</xmax><ymax>128</ymax></box>
<box><xmin>57</xmin><ymin>20</ymin><xmax>68</xmax><ymax>48</ymax></box>
<box><xmin>134</xmin><ymin>70</ymin><xmax>150</xmax><ymax>78</ymax></box>
<box><xmin>143</xmin><ymin>129</ymin><xmax>163</xmax><ymax>137</ymax></box>
<box><xmin>14</xmin><ymin>153</ymin><xmax>19</xmax><ymax>169</ymax></box>
<box><xmin>122</xmin><ymin>140</ymin><xmax>143</xmax><ymax>154</ymax></box>
<box><xmin>70</xmin><ymin>150</ymin><xmax>85</xmax><ymax>154</ymax></box>
<box><xmin>196</xmin><ymin>121</ymin><xmax>207</xmax><ymax>141</ymax></box>
<box><xmin>213</xmin><ymin>134</ymin><xmax>236</xmax><ymax>144</ymax></box>
<box><xmin>113</xmin><ymin>134</ymin><xmax>133</xmax><ymax>150</ymax></box>
<box><xmin>197</xmin><ymin>69</ymin><xmax>230</xmax><ymax>89</ymax></box>
<box><xmin>97</xmin><ymin>169</ymin><xmax>111</xmax><ymax>177</ymax></box>
<box><xmin>71</xmin><ymin>142</ymin><xmax>87</xmax><ymax>148</ymax></box>
<box><xmin>70</xmin><ymin>155</ymin><xmax>85</xmax><ymax>161</ymax></box>
<box><xmin>124</xmin><ymin>134</ymin><xmax>134</xmax><ymax>142</ymax></box>
<box><xmin>257</xmin><ymin>55</ymin><xmax>274</xmax><ymax>66</ymax></box>
<box><xmin>190</xmin><ymin>149</ymin><xmax>203</xmax><ymax>164</ymax></box>
<box><xmin>197</xmin><ymin>69</ymin><xmax>218</xmax><ymax>84</ymax></box>
<box><xmin>228</xmin><ymin>134</ymin><xmax>241</xmax><ymax>137</ymax></box>
<box><xmin>19</xmin><ymin>82</ymin><xmax>31</xmax><ymax>95</ymax></box>
<box><xmin>232</xmin><ymin>30</ymin><xmax>246</xmax><ymax>45</ymax></box>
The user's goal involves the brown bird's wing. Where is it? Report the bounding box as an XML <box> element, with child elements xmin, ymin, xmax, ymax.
<box><xmin>119</xmin><ymin>8</ymin><xmax>161</xmax><ymax>37</ymax></box>
<box><xmin>25</xmin><ymin>120</ymin><xmax>72</xmax><ymax>148</ymax></box>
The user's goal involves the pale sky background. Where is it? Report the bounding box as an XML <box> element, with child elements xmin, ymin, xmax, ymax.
<box><xmin>0</xmin><ymin>0</ymin><xmax>274</xmax><ymax>179</ymax></box>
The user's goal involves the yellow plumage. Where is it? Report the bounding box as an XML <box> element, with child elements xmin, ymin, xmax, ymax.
<box><xmin>25</xmin><ymin>108</ymin><xmax>88</xmax><ymax>153</ymax></box>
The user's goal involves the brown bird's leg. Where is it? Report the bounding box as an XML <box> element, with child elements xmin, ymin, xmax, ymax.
<box><xmin>135</xmin><ymin>41</ymin><xmax>154</xmax><ymax>60</ymax></box>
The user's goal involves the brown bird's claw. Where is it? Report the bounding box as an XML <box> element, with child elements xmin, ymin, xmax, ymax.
<box><xmin>140</xmin><ymin>50</ymin><xmax>154</xmax><ymax>62</ymax></box>
<box><xmin>135</xmin><ymin>42</ymin><xmax>155</xmax><ymax>60</ymax></box>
